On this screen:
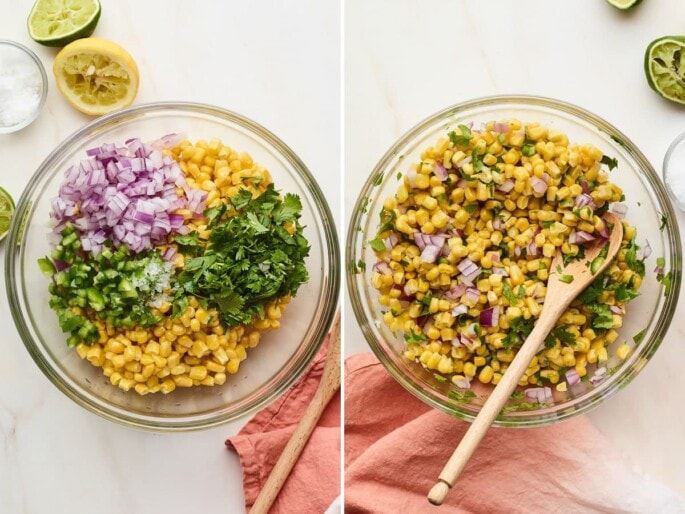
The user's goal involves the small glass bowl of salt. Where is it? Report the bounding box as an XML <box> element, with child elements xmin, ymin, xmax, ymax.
<box><xmin>663</xmin><ymin>131</ymin><xmax>685</xmax><ymax>212</ymax></box>
<box><xmin>0</xmin><ymin>40</ymin><xmax>47</xmax><ymax>134</ymax></box>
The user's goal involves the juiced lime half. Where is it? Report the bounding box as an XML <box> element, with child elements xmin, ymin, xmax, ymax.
<box><xmin>606</xmin><ymin>0</ymin><xmax>642</xmax><ymax>9</ymax></box>
<box><xmin>0</xmin><ymin>187</ymin><xmax>15</xmax><ymax>242</ymax></box>
<box><xmin>28</xmin><ymin>0</ymin><xmax>101</xmax><ymax>47</ymax></box>
<box><xmin>645</xmin><ymin>36</ymin><xmax>685</xmax><ymax>105</ymax></box>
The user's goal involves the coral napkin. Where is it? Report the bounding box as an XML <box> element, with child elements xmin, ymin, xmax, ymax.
<box><xmin>227</xmin><ymin>348</ymin><xmax>685</xmax><ymax>514</ymax></box>
<box><xmin>226</xmin><ymin>336</ymin><xmax>340</xmax><ymax>514</ymax></box>
<box><xmin>345</xmin><ymin>353</ymin><xmax>685</xmax><ymax>514</ymax></box>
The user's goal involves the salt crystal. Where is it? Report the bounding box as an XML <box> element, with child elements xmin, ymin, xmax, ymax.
<box><xmin>0</xmin><ymin>41</ymin><xmax>45</xmax><ymax>132</ymax></box>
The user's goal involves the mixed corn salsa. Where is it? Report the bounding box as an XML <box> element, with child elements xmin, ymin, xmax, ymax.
<box><xmin>369</xmin><ymin>120</ymin><xmax>651</xmax><ymax>404</ymax></box>
<box><xmin>39</xmin><ymin>136</ymin><xmax>309</xmax><ymax>395</ymax></box>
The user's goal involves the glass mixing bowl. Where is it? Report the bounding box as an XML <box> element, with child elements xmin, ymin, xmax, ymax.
<box><xmin>347</xmin><ymin>95</ymin><xmax>680</xmax><ymax>427</ymax></box>
<box><xmin>6</xmin><ymin>102</ymin><xmax>339</xmax><ymax>431</ymax></box>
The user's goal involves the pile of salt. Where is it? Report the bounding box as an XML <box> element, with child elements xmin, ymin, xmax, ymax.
<box><xmin>0</xmin><ymin>41</ymin><xmax>45</xmax><ymax>132</ymax></box>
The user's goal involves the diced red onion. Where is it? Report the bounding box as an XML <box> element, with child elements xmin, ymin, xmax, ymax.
<box><xmin>580</xmin><ymin>180</ymin><xmax>589</xmax><ymax>194</ymax></box>
<box><xmin>598</xmin><ymin>223</ymin><xmax>609</xmax><ymax>239</ymax></box>
<box><xmin>420</xmin><ymin>245</ymin><xmax>441</xmax><ymax>263</ymax></box>
<box><xmin>385</xmin><ymin>233</ymin><xmax>399</xmax><ymax>250</ymax></box>
<box><xmin>497</xmin><ymin>179</ymin><xmax>515</xmax><ymax>193</ymax></box>
<box><xmin>610</xmin><ymin>203</ymin><xmax>627</xmax><ymax>220</ymax></box>
<box><xmin>479</xmin><ymin>306</ymin><xmax>499</xmax><ymax>327</ymax></box>
<box><xmin>610</xmin><ymin>305</ymin><xmax>623</xmax><ymax>315</ymax></box>
<box><xmin>514</xmin><ymin>245</ymin><xmax>522</xmax><ymax>257</ymax></box>
<box><xmin>565</xmin><ymin>368</ymin><xmax>580</xmax><ymax>386</ymax></box>
<box><xmin>445</xmin><ymin>284</ymin><xmax>466</xmax><ymax>300</ymax></box>
<box><xmin>524</xmin><ymin>387</ymin><xmax>553</xmax><ymax>403</ymax></box>
<box><xmin>460</xmin><ymin>334</ymin><xmax>477</xmax><ymax>350</ymax></box>
<box><xmin>568</xmin><ymin>230</ymin><xmax>596</xmax><ymax>245</ymax></box>
<box><xmin>527</xmin><ymin>240</ymin><xmax>538</xmax><ymax>257</ymax></box>
<box><xmin>492</xmin><ymin>267</ymin><xmax>508</xmax><ymax>277</ymax></box>
<box><xmin>574</xmin><ymin>194</ymin><xmax>593</xmax><ymax>209</ymax></box>
<box><xmin>373</xmin><ymin>261</ymin><xmax>392</xmax><ymax>275</ymax></box>
<box><xmin>456</xmin><ymin>178</ymin><xmax>467</xmax><ymax>188</ymax></box>
<box><xmin>530</xmin><ymin>176</ymin><xmax>548</xmax><ymax>194</ymax></box>
<box><xmin>451</xmin><ymin>304</ymin><xmax>468</xmax><ymax>317</ymax></box>
<box><xmin>434</xmin><ymin>162</ymin><xmax>448</xmax><ymax>181</ymax></box>
<box><xmin>50</xmin><ymin>137</ymin><xmax>202</xmax><ymax>255</ymax></box>
<box><xmin>457</xmin><ymin>258</ymin><xmax>478</xmax><ymax>275</ymax></box>
<box><xmin>493</xmin><ymin>122</ymin><xmax>510</xmax><ymax>133</ymax></box>
<box><xmin>638</xmin><ymin>239</ymin><xmax>652</xmax><ymax>259</ymax></box>
<box><xmin>492</xmin><ymin>217</ymin><xmax>504</xmax><ymax>231</ymax></box>
<box><xmin>590</xmin><ymin>367</ymin><xmax>607</xmax><ymax>384</ymax></box>
<box><xmin>463</xmin><ymin>287</ymin><xmax>480</xmax><ymax>304</ymax></box>
<box><xmin>414</xmin><ymin>232</ymin><xmax>426</xmax><ymax>251</ymax></box>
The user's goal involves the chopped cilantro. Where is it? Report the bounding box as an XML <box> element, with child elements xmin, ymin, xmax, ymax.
<box><xmin>586</xmin><ymin>303</ymin><xmax>614</xmax><ymax>329</ymax></box>
<box><xmin>614</xmin><ymin>283</ymin><xmax>639</xmax><ymax>302</ymax></box>
<box><xmin>433</xmin><ymin>373</ymin><xmax>448</xmax><ymax>383</ymax></box>
<box><xmin>448</xmin><ymin>124</ymin><xmax>473</xmax><ymax>147</ymax></box>
<box><xmin>448</xmin><ymin>389</ymin><xmax>476</xmax><ymax>403</ymax></box>
<box><xmin>624</xmin><ymin>239</ymin><xmax>646</xmax><ymax>277</ymax></box>
<box><xmin>396</xmin><ymin>171</ymin><xmax>402</xmax><ymax>180</ymax></box>
<box><xmin>503</xmin><ymin>282</ymin><xmax>518</xmax><ymax>305</ymax></box>
<box><xmin>503</xmin><ymin>317</ymin><xmax>535</xmax><ymax>351</ymax></box>
<box><xmin>578</xmin><ymin>274</ymin><xmax>604</xmax><ymax>303</ymax></box>
<box><xmin>601</xmin><ymin>155</ymin><xmax>618</xmax><ymax>171</ymax></box>
<box><xmin>517</xmin><ymin>285</ymin><xmax>526</xmax><ymax>298</ymax></box>
<box><xmin>659</xmin><ymin>271</ymin><xmax>673</xmax><ymax>296</ymax></box>
<box><xmin>472</xmin><ymin>147</ymin><xmax>485</xmax><ymax>172</ymax></box>
<box><xmin>378</xmin><ymin>208</ymin><xmax>397</xmax><ymax>234</ymax></box>
<box><xmin>610</xmin><ymin>134</ymin><xmax>628</xmax><ymax>148</ymax></box>
<box><xmin>464</xmin><ymin>204</ymin><xmax>478</xmax><ymax>215</ymax></box>
<box><xmin>373</xmin><ymin>171</ymin><xmax>384</xmax><ymax>186</ymax></box>
<box><xmin>559</xmin><ymin>273</ymin><xmax>574</xmax><ymax>284</ymax></box>
<box><xmin>404</xmin><ymin>331</ymin><xmax>426</xmax><ymax>344</ymax></box>
<box><xmin>511</xmin><ymin>390</ymin><xmax>524</xmax><ymax>400</ymax></box>
<box><xmin>357</xmin><ymin>259</ymin><xmax>366</xmax><ymax>272</ymax></box>
<box><xmin>501</xmin><ymin>402</ymin><xmax>550</xmax><ymax>414</ymax></box>
<box><xmin>633</xmin><ymin>328</ymin><xmax>647</xmax><ymax>344</ymax></box>
<box><xmin>173</xmin><ymin>185</ymin><xmax>309</xmax><ymax>328</ymax></box>
<box><xmin>659</xmin><ymin>213</ymin><xmax>668</xmax><ymax>231</ymax></box>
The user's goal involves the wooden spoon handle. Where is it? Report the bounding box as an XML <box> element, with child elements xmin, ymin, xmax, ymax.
<box><xmin>427</xmin><ymin>306</ymin><xmax>562</xmax><ymax>506</ymax></box>
<box><xmin>250</xmin><ymin>309</ymin><xmax>341</xmax><ymax>514</ymax></box>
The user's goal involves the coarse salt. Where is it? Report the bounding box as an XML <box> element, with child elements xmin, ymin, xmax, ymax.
<box><xmin>663</xmin><ymin>132</ymin><xmax>685</xmax><ymax>212</ymax></box>
<box><xmin>0</xmin><ymin>42</ymin><xmax>45</xmax><ymax>132</ymax></box>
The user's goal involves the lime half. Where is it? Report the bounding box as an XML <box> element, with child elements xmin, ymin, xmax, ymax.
<box><xmin>606</xmin><ymin>0</ymin><xmax>642</xmax><ymax>9</ymax></box>
<box><xmin>645</xmin><ymin>36</ymin><xmax>685</xmax><ymax>105</ymax></box>
<box><xmin>0</xmin><ymin>187</ymin><xmax>15</xmax><ymax>242</ymax></box>
<box><xmin>28</xmin><ymin>0</ymin><xmax>101</xmax><ymax>47</ymax></box>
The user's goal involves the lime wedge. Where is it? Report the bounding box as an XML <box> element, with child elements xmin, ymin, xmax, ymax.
<box><xmin>645</xmin><ymin>36</ymin><xmax>685</xmax><ymax>105</ymax></box>
<box><xmin>606</xmin><ymin>0</ymin><xmax>642</xmax><ymax>9</ymax></box>
<box><xmin>28</xmin><ymin>0</ymin><xmax>101</xmax><ymax>47</ymax></box>
<box><xmin>0</xmin><ymin>187</ymin><xmax>15</xmax><ymax>242</ymax></box>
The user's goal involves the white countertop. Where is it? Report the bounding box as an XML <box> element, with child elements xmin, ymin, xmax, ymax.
<box><xmin>344</xmin><ymin>0</ymin><xmax>685</xmax><ymax>501</ymax></box>
<box><xmin>0</xmin><ymin>1</ymin><xmax>339</xmax><ymax>513</ymax></box>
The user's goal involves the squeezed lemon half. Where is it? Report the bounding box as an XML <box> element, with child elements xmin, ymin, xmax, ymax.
<box><xmin>53</xmin><ymin>37</ymin><xmax>139</xmax><ymax>116</ymax></box>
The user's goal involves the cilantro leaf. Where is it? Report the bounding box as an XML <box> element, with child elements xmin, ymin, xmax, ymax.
<box><xmin>586</xmin><ymin>303</ymin><xmax>614</xmax><ymax>329</ymax></box>
<box><xmin>448</xmin><ymin>124</ymin><xmax>473</xmax><ymax>147</ymax></box>
<box><xmin>601</xmin><ymin>155</ymin><xmax>618</xmax><ymax>171</ymax></box>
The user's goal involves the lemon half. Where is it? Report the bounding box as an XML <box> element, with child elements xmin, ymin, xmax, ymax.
<box><xmin>53</xmin><ymin>37</ymin><xmax>139</xmax><ymax>116</ymax></box>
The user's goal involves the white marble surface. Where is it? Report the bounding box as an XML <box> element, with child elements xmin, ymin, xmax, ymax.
<box><xmin>345</xmin><ymin>0</ymin><xmax>685</xmax><ymax>501</ymax></box>
<box><xmin>0</xmin><ymin>1</ymin><xmax>339</xmax><ymax>513</ymax></box>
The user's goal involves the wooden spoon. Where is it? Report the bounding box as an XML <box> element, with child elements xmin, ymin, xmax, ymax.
<box><xmin>428</xmin><ymin>213</ymin><xmax>623</xmax><ymax>506</ymax></box>
<box><xmin>250</xmin><ymin>309</ymin><xmax>341</xmax><ymax>514</ymax></box>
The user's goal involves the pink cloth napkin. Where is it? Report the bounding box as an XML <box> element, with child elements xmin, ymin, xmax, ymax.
<box><xmin>345</xmin><ymin>353</ymin><xmax>685</xmax><ymax>514</ymax></box>
<box><xmin>226</xmin><ymin>336</ymin><xmax>340</xmax><ymax>514</ymax></box>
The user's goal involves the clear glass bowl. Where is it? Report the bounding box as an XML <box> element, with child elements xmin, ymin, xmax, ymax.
<box><xmin>6</xmin><ymin>102</ymin><xmax>340</xmax><ymax>431</ymax></box>
<box><xmin>347</xmin><ymin>95</ymin><xmax>681</xmax><ymax>427</ymax></box>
